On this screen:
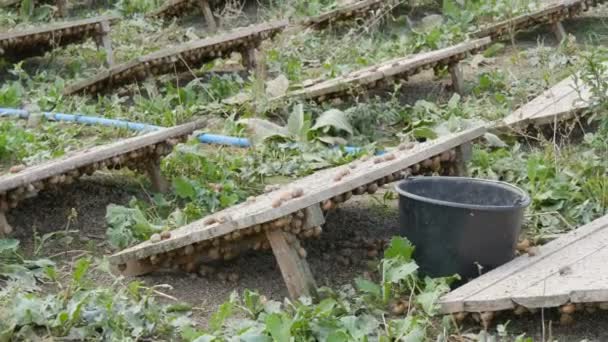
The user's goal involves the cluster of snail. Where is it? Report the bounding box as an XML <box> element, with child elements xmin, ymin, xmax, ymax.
<box><xmin>313</xmin><ymin>42</ymin><xmax>489</xmax><ymax>103</ymax></box>
<box><xmin>124</xmin><ymin>205</ymin><xmax>324</xmax><ymax>278</ymax></box>
<box><xmin>1</xmin><ymin>136</ymin><xmax>186</xmax><ymax>216</ymax></box>
<box><xmin>80</xmin><ymin>24</ymin><xmax>284</xmax><ymax>94</ymax></box>
<box><xmin>2</xmin><ymin>21</ymin><xmax>106</xmax><ymax>53</ymax></box>
<box><xmin>118</xmin><ymin>141</ymin><xmax>465</xmax><ymax>278</ymax></box>
<box><xmin>452</xmin><ymin>301</ymin><xmax>608</xmax><ymax>330</ymax></box>
<box><xmin>485</xmin><ymin>0</ymin><xmax>596</xmax><ymax>40</ymax></box>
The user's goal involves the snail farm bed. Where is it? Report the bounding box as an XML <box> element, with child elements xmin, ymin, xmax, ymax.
<box><xmin>0</xmin><ymin>119</ymin><xmax>207</xmax><ymax>237</ymax></box>
<box><xmin>63</xmin><ymin>20</ymin><xmax>287</xmax><ymax>95</ymax></box>
<box><xmin>108</xmin><ymin>126</ymin><xmax>485</xmax><ymax>299</ymax></box>
<box><xmin>0</xmin><ymin>15</ymin><xmax>118</xmax><ymax>66</ymax></box>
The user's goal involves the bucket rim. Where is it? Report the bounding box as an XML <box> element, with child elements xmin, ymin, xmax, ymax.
<box><xmin>394</xmin><ymin>176</ymin><xmax>531</xmax><ymax>211</ymax></box>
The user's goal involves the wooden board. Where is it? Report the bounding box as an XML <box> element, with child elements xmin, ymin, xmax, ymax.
<box><xmin>63</xmin><ymin>20</ymin><xmax>288</xmax><ymax>95</ymax></box>
<box><xmin>108</xmin><ymin>124</ymin><xmax>486</xmax><ymax>266</ymax></box>
<box><xmin>287</xmin><ymin>37</ymin><xmax>492</xmax><ymax>101</ymax></box>
<box><xmin>0</xmin><ymin>15</ymin><xmax>119</xmax><ymax>61</ymax></box>
<box><xmin>471</xmin><ymin>0</ymin><xmax>603</xmax><ymax>41</ymax></box>
<box><xmin>298</xmin><ymin>0</ymin><xmax>385</xmax><ymax>28</ymax></box>
<box><xmin>439</xmin><ymin>215</ymin><xmax>608</xmax><ymax>313</ymax></box>
<box><xmin>0</xmin><ymin>118</ymin><xmax>206</xmax><ymax>197</ymax></box>
<box><xmin>497</xmin><ymin>72</ymin><xmax>593</xmax><ymax>130</ymax></box>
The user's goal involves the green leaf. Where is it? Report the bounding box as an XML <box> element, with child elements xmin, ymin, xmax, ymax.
<box><xmin>209</xmin><ymin>301</ymin><xmax>233</xmax><ymax>332</ymax></box>
<box><xmin>483</xmin><ymin>43</ymin><xmax>505</xmax><ymax>58</ymax></box>
<box><xmin>354</xmin><ymin>277</ymin><xmax>381</xmax><ymax>297</ymax></box>
<box><xmin>0</xmin><ymin>239</ymin><xmax>19</xmax><ymax>254</ymax></box>
<box><xmin>72</xmin><ymin>258</ymin><xmax>90</xmax><ymax>285</ymax></box>
<box><xmin>173</xmin><ymin>177</ymin><xmax>196</xmax><ymax>199</ymax></box>
<box><xmin>327</xmin><ymin>331</ymin><xmax>349</xmax><ymax>342</ymax></box>
<box><xmin>311</xmin><ymin>109</ymin><xmax>353</xmax><ymax>135</ymax></box>
<box><xmin>265</xmin><ymin>313</ymin><xmax>292</xmax><ymax>342</ymax></box>
<box><xmin>412</xmin><ymin>127</ymin><xmax>437</xmax><ymax>140</ymax></box>
<box><xmin>442</xmin><ymin>0</ymin><xmax>459</xmax><ymax>19</ymax></box>
<box><xmin>384</xmin><ymin>237</ymin><xmax>414</xmax><ymax>260</ymax></box>
<box><xmin>383</xmin><ymin>259</ymin><xmax>418</xmax><ymax>283</ymax></box>
<box><xmin>287</xmin><ymin>104</ymin><xmax>305</xmax><ymax>140</ymax></box>
<box><xmin>340</xmin><ymin>314</ymin><xmax>379</xmax><ymax>339</ymax></box>
<box><xmin>483</xmin><ymin>133</ymin><xmax>507</xmax><ymax>148</ymax></box>
<box><xmin>238</xmin><ymin>118</ymin><xmax>289</xmax><ymax>144</ymax></box>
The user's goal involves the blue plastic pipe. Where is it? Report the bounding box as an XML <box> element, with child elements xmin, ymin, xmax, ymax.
<box><xmin>0</xmin><ymin>108</ymin><xmax>161</xmax><ymax>132</ymax></box>
<box><xmin>0</xmin><ymin>107</ymin><xmax>383</xmax><ymax>154</ymax></box>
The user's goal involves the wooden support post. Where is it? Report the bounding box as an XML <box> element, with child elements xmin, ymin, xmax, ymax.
<box><xmin>241</xmin><ymin>48</ymin><xmax>257</xmax><ymax>70</ymax></box>
<box><xmin>449</xmin><ymin>62</ymin><xmax>464</xmax><ymax>95</ymax></box>
<box><xmin>455</xmin><ymin>142</ymin><xmax>472</xmax><ymax>177</ymax></box>
<box><xmin>551</xmin><ymin>21</ymin><xmax>567</xmax><ymax>42</ymax></box>
<box><xmin>98</xmin><ymin>20</ymin><xmax>114</xmax><ymax>68</ymax></box>
<box><xmin>56</xmin><ymin>0</ymin><xmax>68</xmax><ymax>17</ymax></box>
<box><xmin>147</xmin><ymin>159</ymin><xmax>169</xmax><ymax>193</ymax></box>
<box><xmin>198</xmin><ymin>0</ymin><xmax>217</xmax><ymax>33</ymax></box>
<box><xmin>303</xmin><ymin>204</ymin><xmax>325</xmax><ymax>229</ymax></box>
<box><xmin>0</xmin><ymin>211</ymin><xmax>12</xmax><ymax>237</ymax></box>
<box><xmin>266</xmin><ymin>228</ymin><xmax>317</xmax><ymax>299</ymax></box>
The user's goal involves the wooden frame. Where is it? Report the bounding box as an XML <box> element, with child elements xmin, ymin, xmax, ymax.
<box><xmin>0</xmin><ymin>15</ymin><xmax>119</xmax><ymax>62</ymax></box>
<box><xmin>0</xmin><ymin>119</ymin><xmax>207</xmax><ymax>237</ymax></box>
<box><xmin>64</xmin><ymin>20</ymin><xmax>288</xmax><ymax>95</ymax></box>
<box><xmin>471</xmin><ymin>0</ymin><xmax>604</xmax><ymax>43</ymax></box>
<box><xmin>197</xmin><ymin>0</ymin><xmax>217</xmax><ymax>32</ymax></box>
<box><xmin>449</xmin><ymin>62</ymin><xmax>464</xmax><ymax>95</ymax></box>
<box><xmin>108</xmin><ymin>126</ymin><xmax>485</xmax><ymax>298</ymax></box>
<box><xmin>286</xmin><ymin>38</ymin><xmax>491</xmax><ymax>102</ymax></box>
<box><xmin>439</xmin><ymin>215</ymin><xmax>608</xmax><ymax>313</ymax></box>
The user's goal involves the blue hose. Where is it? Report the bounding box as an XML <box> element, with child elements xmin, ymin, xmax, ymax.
<box><xmin>0</xmin><ymin>108</ymin><xmax>161</xmax><ymax>132</ymax></box>
<box><xmin>0</xmin><ymin>107</ymin><xmax>383</xmax><ymax>154</ymax></box>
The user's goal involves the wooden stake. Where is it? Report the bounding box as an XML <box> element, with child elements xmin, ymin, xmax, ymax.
<box><xmin>99</xmin><ymin>20</ymin><xmax>114</xmax><ymax>67</ymax></box>
<box><xmin>241</xmin><ymin>48</ymin><xmax>257</xmax><ymax>70</ymax></box>
<box><xmin>198</xmin><ymin>0</ymin><xmax>217</xmax><ymax>33</ymax></box>
<box><xmin>449</xmin><ymin>62</ymin><xmax>464</xmax><ymax>95</ymax></box>
<box><xmin>455</xmin><ymin>142</ymin><xmax>472</xmax><ymax>177</ymax></box>
<box><xmin>551</xmin><ymin>21</ymin><xmax>567</xmax><ymax>42</ymax></box>
<box><xmin>147</xmin><ymin>159</ymin><xmax>170</xmax><ymax>193</ymax></box>
<box><xmin>266</xmin><ymin>229</ymin><xmax>317</xmax><ymax>299</ymax></box>
<box><xmin>56</xmin><ymin>0</ymin><xmax>68</xmax><ymax>17</ymax></box>
<box><xmin>0</xmin><ymin>211</ymin><xmax>12</xmax><ymax>236</ymax></box>
<box><xmin>303</xmin><ymin>204</ymin><xmax>325</xmax><ymax>229</ymax></box>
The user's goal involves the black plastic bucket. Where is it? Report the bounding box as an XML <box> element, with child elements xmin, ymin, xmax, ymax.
<box><xmin>395</xmin><ymin>176</ymin><xmax>530</xmax><ymax>283</ymax></box>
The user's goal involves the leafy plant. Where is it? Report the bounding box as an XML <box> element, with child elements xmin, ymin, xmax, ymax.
<box><xmin>181</xmin><ymin>237</ymin><xmax>454</xmax><ymax>341</ymax></box>
<box><xmin>239</xmin><ymin>104</ymin><xmax>354</xmax><ymax>145</ymax></box>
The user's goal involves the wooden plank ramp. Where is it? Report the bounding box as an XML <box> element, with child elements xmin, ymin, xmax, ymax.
<box><xmin>472</xmin><ymin>0</ymin><xmax>604</xmax><ymax>41</ymax></box>
<box><xmin>0</xmin><ymin>15</ymin><xmax>119</xmax><ymax>62</ymax></box>
<box><xmin>439</xmin><ymin>215</ymin><xmax>608</xmax><ymax>313</ymax></box>
<box><xmin>497</xmin><ymin>71</ymin><xmax>595</xmax><ymax>130</ymax></box>
<box><xmin>0</xmin><ymin>119</ymin><xmax>207</xmax><ymax>237</ymax></box>
<box><xmin>63</xmin><ymin>20</ymin><xmax>287</xmax><ymax>95</ymax></box>
<box><xmin>108</xmin><ymin>125</ymin><xmax>486</xmax><ymax>298</ymax></box>
<box><xmin>285</xmin><ymin>37</ymin><xmax>492</xmax><ymax>102</ymax></box>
